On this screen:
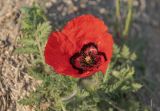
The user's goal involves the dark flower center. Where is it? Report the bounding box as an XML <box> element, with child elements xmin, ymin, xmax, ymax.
<box><xmin>70</xmin><ymin>42</ymin><xmax>107</xmax><ymax>74</ymax></box>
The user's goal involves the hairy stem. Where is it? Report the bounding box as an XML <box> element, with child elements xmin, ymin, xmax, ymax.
<box><xmin>123</xmin><ymin>0</ymin><xmax>133</xmax><ymax>37</ymax></box>
<box><xmin>60</xmin><ymin>100</ymin><xmax>67</xmax><ymax>111</ymax></box>
<box><xmin>103</xmin><ymin>64</ymin><xmax>111</xmax><ymax>83</ymax></box>
<box><xmin>115</xmin><ymin>0</ymin><xmax>121</xmax><ymax>36</ymax></box>
<box><xmin>116</xmin><ymin>0</ymin><xmax>121</xmax><ymax>21</ymax></box>
<box><xmin>107</xmin><ymin>100</ymin><xmax>126</xmax><ymax>111</ymax></box>
<box><xmin>35</xmin><ymin>33</ymin><xmax>45</xmax><ymax>64</ymax></box>
<box><xmin>104</xmin><ymin>97</ymin><xmax>126</xmax><ymax>111</ymax></box>
<box><xmin>61</xmin><ymin>90</ymin><xmax>77</xmax><ymax>101</ymax></box>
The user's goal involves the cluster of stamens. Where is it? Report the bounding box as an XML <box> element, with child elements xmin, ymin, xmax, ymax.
<box><xmin>70</xmin><ymin>42</ymin><xmax>107</xmax><ymax>74</ymax></box>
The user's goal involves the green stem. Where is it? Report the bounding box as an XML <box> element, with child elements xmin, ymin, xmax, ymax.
<box><xmin>103</xmin><ymin>96</ymin><xmax>126</xmax><ymax>111</ymax></box>
<box><xmin>123</xmin><ymin>0</ymin><xmax>133</xmax><ymax>37</ymax></box>
<box><xmin>103</xmin><ymin>64</ymin><xmax>111</xmax><ymax>83</ymax></box>
<box><xmin>35</xmin><ymin>33</ymin><xmax>45</xmax><ymax>65</ymax></box>
<box><xmin>60</xmin><ymin>100</ymin><xmax>67</xmax><ymax>111</ymax></box>
<box><xmin>116</xmin><ymin>0</ymin><xmax>121</xmax><ymax>21</ymax></box>
<box><xmin>61</xmin><ymin>90</ymin><xmax>77</xmax><ymax>101</ymax></box>
<box><xmin>115</xmin><ymin>0</ymin><xmax>121</xmax><ymax>35</ymax></box>
<box><xmin>107</xmin><ymin>100</ymin><xmax>126</xmax><ymax>111</ymax></box>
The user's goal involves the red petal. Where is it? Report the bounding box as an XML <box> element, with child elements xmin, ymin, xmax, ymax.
<box><xmin>44</xmin><ymin>14</ymin><xmax>114</xmax><ymax>78</ymax></box>
<box><xmin>61</xmin><ymin>14</ymin><xmax>108</xmax><ymax>49</ymax></box>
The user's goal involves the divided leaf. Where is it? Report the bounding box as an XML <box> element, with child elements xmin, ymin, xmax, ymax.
<box><xmin>121</xmin><ymin>44</ymin><xmax>130</xmax><ymax>58</ymax></box>
<box><xmin>36</xmin><ymin>22</ymin><xmax>52</xmax><ymax>42</ymax></box>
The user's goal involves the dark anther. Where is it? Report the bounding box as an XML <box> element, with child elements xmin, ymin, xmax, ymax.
<box><xmin>69</xmin><ymin>42</ymin><xmax>107</xmax><ymax>74</ymax></box>
<box><xmin>98</xmin><ymin>52</ymin><xmax>107</xmax><ymax>61</ymax></box>
<box><xmin>70</xmin><ymin>52</ymin><xmax>84</xmax><ymax>73</ymax></box>
<box><xmin>81</xmin><ymin>42</ymin><xmax>98</xmax><ymax>52</ymax></box>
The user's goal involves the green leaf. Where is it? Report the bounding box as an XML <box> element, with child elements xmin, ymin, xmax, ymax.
<box><xmin>131</xmin><ymin>83</ymin><xmax>142</xmax><ymax>92</ymax></box>
<box><xmin>20</xmin><ymin>7</ymin><xmax>30</xmax><ymax>14</ymax></box>
<box><xmin>18</xmin><ymin>96</ymin><xmax>36</xmax><ymax>105</ymax></box>
<box><xmin>105</xmin><ymin>79</ymin><xmax>124</xmax><ymax>93</ymax></box>
<box><xmin>21</xmin><ymin>20</ymin><xmax>33</xmax><ymax>30</ymax></box>
<box><xmin>121</xmin><ymin>85</ymin><xmax>130</xmax><ymax>91</ymax></box>
<box><xmin>124</xmin><ymin>66</ymin><xmax>135</xmax><ymax>79</ymax></box>
<box><xmin>121</xmin><ymin>44</ymin><xmax>130</xmax><ymax>58</ymax></box>
<box><xmin>108</xmin><ymin>107</ymin><xmax>114</xmax><ymax>111</ymax></box>
<box><xmin>36</xmin><ymin>22</ymin><xmax>52</xmax><ymax>41</ymax></box>
<box><xmin>27</xmin><ymin>67</ymin><xmax>45</xmax><ymax>80</ymax></box>
<box><xmin>130</xmin><ymin>52</ymin><xmax>137</xmax><ymax>61</ymax></box>
<box><xmin>112</xmin><ymin>70</ymin><xmax>120</xmax><ymax>79</ymax></box>
<box><xmin>14</xmin><ymin>47</ymin><xmax>38</xmax><ymax>54</ymax></box>
<box><xmin>113</xmin><ymin>44</ymin><xmax>120</xmax><ymax>55</ymax></box>
<box><xmin>18</xmin><ymin>37</ymin><xmax>36</xmax><ymax>46</ymax></box>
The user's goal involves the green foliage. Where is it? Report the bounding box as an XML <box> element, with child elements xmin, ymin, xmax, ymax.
<box><xmin>15</xmin><ymin>5</ymin><xmax>52</xmax><ymax>86</ymax></box>
<box><xmin>16</xmin><ymin>5</ymin><xmax>149</xmax><ymax>111</ymax></box>
<box><xmin>15</xmin><ymin>4</ymin><xmax>51</xmax><ymax>64</ymax></box>
<box><xmin>19</xmin><ymin>73</ymin><xmax>78</xmax><ymax>111</ymax></box>
<box><xmin>65</xmin><ymin>45</ymin><xmax>145</xmax><ymax>111</ymax></box>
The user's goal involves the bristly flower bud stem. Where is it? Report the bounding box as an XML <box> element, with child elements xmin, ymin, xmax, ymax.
<box><xmin>35</xmin><ymin>33</ymin><xmax>45</xmax><ymax>65</ymax></box>
<box><xmin>61</xmin><ymin>90</ymin><xmax>77</xmax><ymax>101</ymax></box>
<box><xmin>60</xmin><ymin>100</ymin><xmax>67</xmax><ymax>111</ymax></box>
<box><xmin>123</xmin><ymin>0</ymin><xmax>133</xmax><ymax>38</ymax></box>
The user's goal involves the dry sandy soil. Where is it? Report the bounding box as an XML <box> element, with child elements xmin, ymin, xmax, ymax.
<box><xmin>0</xmin><ymin>0</ymin><xmax>160</xmax><ymax>111</ymax></box>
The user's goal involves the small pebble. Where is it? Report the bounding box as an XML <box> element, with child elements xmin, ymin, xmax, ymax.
<box><xmin>45</xmin><ymin>2</ymin><xmax>53</xmax><ymax>8</ymax></box>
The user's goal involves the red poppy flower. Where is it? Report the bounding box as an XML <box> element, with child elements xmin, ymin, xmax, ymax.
<box><xmin>44</xmin><ymin>14</ymin><xmax>114</xmax><ymax>78</ymax></box>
